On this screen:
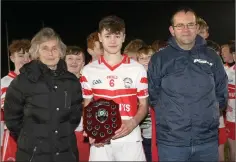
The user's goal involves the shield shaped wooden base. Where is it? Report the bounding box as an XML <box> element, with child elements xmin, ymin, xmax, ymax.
<box><xmin>83</xmin><ymin>98</ymin><xmax>122</xmax><ymax>143</ymax></box>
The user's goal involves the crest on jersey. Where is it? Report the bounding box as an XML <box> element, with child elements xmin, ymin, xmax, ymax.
<box><xmin>123</xmin><ymin>77</ymin><xmax>133</xmax><ymax>88</ymax></box>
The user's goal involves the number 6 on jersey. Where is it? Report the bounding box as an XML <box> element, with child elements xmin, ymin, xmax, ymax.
<box><xmin>109</xmin><ymin>79</ymin><xmax>115</xmax><ymax>87</ymax></box>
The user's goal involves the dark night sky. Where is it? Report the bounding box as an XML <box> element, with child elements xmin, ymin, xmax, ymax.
<box><xmin>1</xmin><ymin>0</ymin><xmax>235</xmax><ymax>76</ymax></box>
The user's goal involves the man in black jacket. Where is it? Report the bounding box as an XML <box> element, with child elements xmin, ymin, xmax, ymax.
<box><xmin>148</xmin><ymin>7</ymin><xmax>228</xmax><ymax>161</ymax></box>
<box><xmin>4</xmin><ymin>27</ymin><xmax>83</xmax><ymax>162</ymax></box>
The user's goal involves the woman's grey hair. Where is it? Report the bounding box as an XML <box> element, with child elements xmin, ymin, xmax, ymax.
<box><xmin>29</xmin><ymin>27</ymin><xmax>67</xmax><ymax>60</ymax></box>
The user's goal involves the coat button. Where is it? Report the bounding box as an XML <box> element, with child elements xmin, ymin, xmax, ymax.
<box><xmin>54</xmin><ymin>86</ymin><xmax>58</xmax><ymax>89</ymax></box>
<box><xmin>56</xmin><ymin>152</ymin><xmax>59</xmax><ymax>155</ymax></box>
<box><xmin>55</xmin><ymin>130</ymin><xmax>58</xmax><ymax>134</ymax></box>
<box><xmin>56</xmin><ymin>108</ymin><xmax>60</xmax><ymax>111</ymax></box>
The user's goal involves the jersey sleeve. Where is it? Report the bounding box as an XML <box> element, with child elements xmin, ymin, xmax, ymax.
<box><xmin>80</xmin><ymin>68</ymin><xmax>93</xmax><ymax>99</ymax></box>
<box><xmin>136</xmin><ymin>67</ymin><xmax>149</xmax><ymax>99</ymax></box>
<box><xmin>1</xmin><ymin>86</ymin><xmax>8</xmax><ymax>109</ymax></box>
<box><xmin>4</xmin><ymin>77</ymin><xmax>25</xmax><ymax>140</ymax></box>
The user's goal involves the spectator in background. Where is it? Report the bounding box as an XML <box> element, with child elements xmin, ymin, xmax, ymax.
<box><xmin>207</xmin><ymin>40</ymin><xmax>221</xmax><ymax>55</ymax></box>
<box><xmin>87</xmin><ymin>31</ymin><xmax>103</xmax><ymax>62</ymax></box>
<box><xmin>207</xmin><ymin>40</ymin><xmax>228</xmax><ymax>162</ymax></box>
<box><xmin>124</xmin><ymin>39</ymin><xmax>146</xmax><ymax>61</ymax></box>
<box><xmin>151</xmin><ymin>40</ymin><xmax>167</xmax><ymax>52</ymax></box>
<box><xmin>137</xmin><ymin>45</ymin><xmax>156</xmax><ymax>162</ymax></box>
<box><xmin>207</xmin><ymin>40</ymin><xmax>228</xmax><ymax>161</ymax></box>
<box><xmin>221</xmin><ymin>44</ymin><xmax>235</xmax><ymax>66</ymax></box>
<box><xmin>65</xmin><ymin>46</ymin><xmax>85</xmax><ymax>78</ymax></box>
<box><xmin>224</xmin><ymin>41</ymin><xmax>235</xmax><ymax>162</ymax></box>
<box><xmin>1</xmin><ymin>39</ymin><xmax>31</xmax><ymax>161</ymax></box>
<box><xmin>64</xmin><ymin>46</ymin><xmax>89</xmax><ymax>162</ymax></box>
<box><xmin>197</xmin><ymin>17</ymin><xmax>209</xmax><ymax>40</ymax></box>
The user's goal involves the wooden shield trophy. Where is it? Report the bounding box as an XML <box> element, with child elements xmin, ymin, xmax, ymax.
<box><xmin>83</xmin><ymin>98</ymin><xmax>122</xmax><ymax>143</ymax></box>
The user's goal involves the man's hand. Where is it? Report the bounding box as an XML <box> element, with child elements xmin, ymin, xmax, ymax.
<box><xmin>112</xmin><ymin>119</ymin><xmax>137</xmax><ymax>140</ymax></box>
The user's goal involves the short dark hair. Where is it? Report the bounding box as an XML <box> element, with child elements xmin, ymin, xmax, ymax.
<box><xmin>206</xmin><ymin>40</ymin><xmax>220</xmax><ymax>54</ymax></box>
<box><xmin>151</xmin><ymin>40</ymin><xmax>168</xmax><ymax>52</ymax></box>
<box><xmin>65</xmin><ymin>46</ymin><xmax>85</xmax><ymax>61</ymax></box>
<box><xmin>170</xmin><ymin>7</ymin><xmax>197</xmax><ymax>25</ymax></box>
<box><xmin>229</xmin><ymin>40</ymin><xmax>235</xmax><ymax>53</ymax></box>
<box><xmin>99</xmin><ymin>15</ymin><xmax>125</xmax><ymax>34</ymax></box>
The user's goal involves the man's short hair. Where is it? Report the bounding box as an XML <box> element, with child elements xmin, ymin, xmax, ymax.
<box><xmin>124</xmin><ymin>39</ymin><xmax>146</xmax><ymax>53</ymax></box>
<box><xmin>9</xmin><ymin>39</ymin><xmax>31</xmax><ymax>55</ymax></box>
<box><xmin>99</xmin><ymin>15</ymin><xmax>125</xmax><ymax>34</ymax></box>
<box><xmin>197</xmin><ymin>17</ymin><xmax>209</xmax><ymax>31</ymax></box>
<box><xmin>170</xmin><ymin>7</ymin><xmax>197</xmax><ymax>25</ymax></box>
<box><xmin>87</xmin><ymin>31</ymin><xmax>101</xmax><ymax>50</ymax></box>
<box><xmin>65</xmin><ymin>46</ymin><xmax>85</xmax><ymax>62</ymax></box>
<box><xmin>206</xmin><ymin>40</ymin><xmax>220</xmax><ymax>54</ymax></box>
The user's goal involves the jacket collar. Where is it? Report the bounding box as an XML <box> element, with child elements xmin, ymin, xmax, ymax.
<box><xmin>20</xmin><ymin>59</ymin><xmax>68</xmax><ymax>82</ymax></box>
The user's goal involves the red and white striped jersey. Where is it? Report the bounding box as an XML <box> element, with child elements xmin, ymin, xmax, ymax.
<box><xmin>80</xmin><ymin>55</ymin><xmax>148</xmax><ymax>142</ymax></box>
<box><xmin>1</xmin><ymin>71</ymin><xmax>17</xmax><ymax>146</ymax></box>
<box><xmin>219</xmin><ymin>116</ymin><xmax>225</xmax><ymax>128</ymax></box>
<box><xmin>1</xmin><ymin>72</ymin><xmax>17</xmax><ymax>119</ymax></box>
<box><xmin>225</xmin><ymin>64</ymin><xmax>236</xmax><ymax>122</ymax></box>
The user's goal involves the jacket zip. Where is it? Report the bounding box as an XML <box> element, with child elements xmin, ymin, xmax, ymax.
<box><xmin>29</xmin><ymin>146</ymin><xmax>37</xmax><ymax>162</ymax></box>
<box><xmin>64</xmin><ymin>91</ymin><xmax>67</xmax><ymax>108</ymax></box>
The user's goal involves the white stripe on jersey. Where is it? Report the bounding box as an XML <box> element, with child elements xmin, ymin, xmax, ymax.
<box><xmin>1</xmin><ymin>72</ymin><xmax>17</xmax><ymax>146</ymax></box>
<box><xmin>224</xmin><ymin>65</ymin><xmax>236</xmax><ymax>122</ymax></box>
<box><xmin>94</xmin><ymin>94</ymin><xmax>137</xmax><ymax>98</ymax></box>
<box><xmin>80</xmin><ymin>55</ymin><xmax>148</xmax><ymax>143</ymax></box>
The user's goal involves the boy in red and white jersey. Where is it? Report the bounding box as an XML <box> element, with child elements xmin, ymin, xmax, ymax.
<box><xmin>207</xmin><ymin>41</ymin><xmax>227</xmax><ymax>161</ymax></box>
<box><xmin>137</xmin><ymin>46</ymin><xmax>158</xmax><ymax>162</ymax></box>
<box><xmin>1</xmin><ymin>39</ymin><xmax>30</xmax><ymax>161</ymax></box>
<box><xmin>80</xmin><ymin>15</ymin><xmax>148</xmax><ymax>161</ymax></box>
<box><xmin>64</xmin><ymin>46</ymin><xmax>90</xmax><ymax>162</ymax></box>
<box><xmin>221</xmin><ymin>44</ymin><xmax>235</xmax><ymax>66</ymax></box>
<box><xmin>224</xmin><ymin>42</ymin><xmax>236</xmax><ymax>162</ymax></box>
